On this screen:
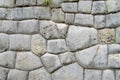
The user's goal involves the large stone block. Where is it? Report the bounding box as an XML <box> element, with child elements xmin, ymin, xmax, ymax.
<box><xmin>50</xmin><ymin>0</ymin><xmax>62</xmax><ymax>8</ymax></box>
<box><xmin>39</xmin><ymin>21</ymin><xmax>68</xmax><ymax>39</ymax></box>
<box><xmin>76</xmin><ymin>45</ymin><xmax>108</xmax><ymax>68</ymax></box>
<box><xmin>0</xmin><ymin>20</ymin><xmax>17</xmax><ymax>33</ymax></box>
<box><xmin>29</xmin><ymin>68</ymin><xmax>51</xmax><ymax>80</ymax></box>
<box><xmin>0</xmin><ymin>8</ymin><xmax>6</xmax><ymax>19</ymax></box>
<box><xmin>66</xmin><ymin>25</ymin><xmax>97</xmax><ymax>51</ymax></box>
<box><xmin>47</xmin><ymin>39</ymin><xmax>67</xmax><ymax>54</ymax></box>
<box><xmin>52</xmin><ymin>8</ymin><xmax>65</xmax><ymax>22</ymax></box>
<box><xmin>7</xmin><ymin>69</ymin><xmax>28</xmax><ymax>80</ymax></box>
<box><xmin>0</xmin><ymin>51</ymin><xmax>15</xmax><ymax>68</ymax></box>
<box><xmin>92</xmin><ymin>1</ymin><xmax>106</xmax><ymax>14</ymax></box>
<box><xmin>31</xmin><ymin>34</ymin><xmax>47</xmax><ymax>56</ymax></box>
<box><xmin>10</xmin><ymin>34</ymin><xmax>31</xmax><ymax>51</ymax></box>
<box><xmin>16</xmin><ymin>0</ymin><xmax>36</xmax><ymax>6</ymax></box>
<box><xmin>15</xmin><ymin>52</ymin><xmax>42</xmax><ymax>70</ymax></box>
<box><xmin>108</xmin><ymin>44</ymin><xmax>120</xmax><ymax>54</ymax></box>
<box><xmin>78</xmin><ymin>1</ymin><xmax>92</xmax><ymax>13</ymax></box>
<box><xmin>108</xmin><ymin>54</ymin><xmax>120</xmax><ymax>68</ymax></box>
<box><xmin>0</xmin><ymin>67</ymin><xmax>9</xmax><ymax>80</ymax></box>
<box><xmin>102</xmin><ymin>70</ymin><xmax>115</xmax><ymax>80</ymax></box>
<box><xmin>106</xmin><ymin>0</ymin><xmax>120</xmax><ymax>13</ymax></box>
<box><xmin>98</xmin><ymin>29</ymin><xmax>116</xmax><ymax>44</ymax></box>
<box><xmin>41</xmin><ymin>53</ymin><xmax>62</xmax><ymax>72</ymax></box>
<box><xmin>52</xmin><ymin>63</ymin><xmax>83</xmax><ymax>80</ymax></box>
<box><xmin>0</xmin><ymin>33</ymin><xmax>9</xmax><ymax>52</ymax></box>
<box><xmin>94</xmin><ymin>15</ymin><xmax>106</xmax><ymax>29</ymax></box>
<box><xmin>116</xmin><ymin>70</ymin><xmax>120</xmax><ymax>80</ymax></box>
<box><xmin>18</xmin><ymin>20</ymin><xmax>38</xmax><ymax>34</ymax></box>
<box><xmin>7</xmin><ymin>7</ymin><xmax>34</xmax><ymax>20</ymax></box>
<box><xmin>62</xmin><ymin>3</ymin><xmax>77</xmax><ymax>12</ymax></box>
<box><xmin>85</xmin><ymin>69</ymin><xmax>102</xmax><ymax>80</ymax></box>
<box><xmin>74</xmin><ymin>14</ymin><xmax>93</xmax><ymax>26</ymax></box>
<box><xmin>59</xmin><ymin>52</ymin><xmax>75</xmax><ymax>64</ymax></box>
<box><xmin>0</xmin><ymin>0</ymin><xmax>14</xmax><ymax>7</ymax></box>
<box><xmin>34</xmin><ymin>7</ymin><xmax>51</xmax><ymax>19</ymax></box>
<box><xmin>65</xmin><ymin>13</ymin><xmax>74</xmax><ymax>24</ymax></box>
<box><xmin>106</xmin><ymin>12</ymin><xmax>120</xmax><ymax>27</ymax></box>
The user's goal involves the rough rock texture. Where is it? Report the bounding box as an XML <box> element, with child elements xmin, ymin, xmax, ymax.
<box><xmin>76</xmin><ymin>45</ymin><xmax>108</xmax><ymax>68</ymax></box>
<box><xmin>0</xmin><ymin>33</ymin><xmax>9</xmax><ymax>52</ymax></box>
<box><xmin>52</xmin><ymin>63</ymin><xmax>83</xmax><ymax>80</ymax></box>
<box><xmin>10</xmin><ymin>34</ymin><xmax>31</xmax><ymax>51</ymax></box>
<box><xmin>0</xmin><ymin>51</ymin><xmax>15</xmax><ymax>68</ymax></box>
<box><xmin>29</xmin><ymin>67</ymin><xmax>51</xmax><ymax>80</ymax></box>
<box><xmin>47</xmin><ymin>39</ymin><xmax>67</xmax><ymax>54</ymax></box>
<box><xmin>7</xmin><ymin>69</ymin><xmax>28</xmax><ymax>80</ymax></box>
<box><xmin>0</xmin><ymin>0</ymin><xmax>120</xmax><ymax>80</ymax></box>
<box><xmin>0</xmin><ymin>67</ymin><xmax>9</xmax><ymax>80</ymax></box>
<box><xmin>66</xmin><ymin>25</ymin><xmax>97</xmax><ymax>51</ymax></box>
<box><xmin>41</xmin><ymin>53</ymin><xmax>62</xmax><ymax>72</ymax></box>
<box><xmin>15</xmin><ymin>52</ymin><xmax>42</xmax><ymax>70</ymax></box>
<box><xmin>31</xmin><ymin>34</ymin><xmax>47</xmax><ymax>56</ymax></box>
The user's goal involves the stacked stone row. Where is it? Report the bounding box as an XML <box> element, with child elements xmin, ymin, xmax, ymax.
<box><xmin>0</xmin><ymin>0</ymin><xmax>120</xmax><ymax>80</ymax></box>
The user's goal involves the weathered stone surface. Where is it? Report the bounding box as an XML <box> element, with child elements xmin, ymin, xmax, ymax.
<box><xmin>10</xmin><ymin>34</ymin><xmax>31</xmax><ymax>51</ymax></box>
<box><xmin>15</xmin><ymin>52</ymin><xmax>42</xmax><ymax>70</ymax></box>
<box><xmin>18</xmin><ymin>20</ymin><xmax>38</xmax><ymax>34</ymax></box>
<box><xmin>116</xmin><ymin>70</ymin><xmax>120</xmax><ymax>80</ymax></box>
<box><xmin>52</xmin><ymin>8</ymin><xmax>65</xmax><ymax>22</ymax></box>
<box><xmin>74</xmin><ymin>14</ymin><xmax>93</xmax><ymax>26</ymax></box>
<box><xmin>92</xmin><ymin>1</ymin><xmax>106</xmax><ymax>14</ymax></box>
<box><xmin>59</xmin><ymin>52</ymin><xmax>75</xmax><ymax>64</ymax></box>
<box><xmin>106</xmin><ymin>12</ymin><xmax>120</xmax><ymax>27</ymax></box>
<box><xmin>0</xmin><ymin>51</ymin><xmax>15</xmax><ymax>68</ymax></box>
<box><xmin>78</xmin><ymin>1</ymin><xmax>92</xmax><ymax>13</ymax></box>
<box><xmin>65</xmin><ymin>13</ymin><xmax>74</xmax><ymax>24</ymax></box>
<box><xmin>37</xmin><ymin>0</ymin><xmax>44</xmax><ymax>5</ymax></box>
<box><xmin>108</xmin><ymin>54</ymin><xmax>120</xmax><ymax>68</ymax></box>
<box><xmin>0</xmin><ymin>20</ymin><xmax>17</xmax><ymax>33</ymax></box>
<box><xmin>116</xmin><ymin>27</ymin><xmax>120</xmax><ymax>43</ymax></box>
<box><xmin>0</xmin><ymin>33</ymin><xmax>9</xmax><ymax>52</ymax></box>
<box><xmin>108</xmin><ymin>44</ymin><xmax>120</xmax><ymax>54</ymax></box>
<box><xmin>39</xmin><ymin>21</ymin><xmax>68</xmax><ymax>39</ymax></box>
<box><xmin>7</xmin><ymin>69</ymin><xmax>28</xmax><ymax>80</ymax></box>
<box><xmin>98</xmin><ymin>29</ymin><xmax>116</xmax><ymax>44</ymax></box>
<box><xmin>7</xmin><ymin>7</ymin><xmax>34</xmax><ymax>19</ymax></box>
<box><xmin>50</xmin><ymin>0</ymin><xmax>62</xmax><ymax>8</ymax></box>
<box><xmin>0</xmin><ymin>0</ymin><xmax>14</xmax><ymax>7</ymax></box>
<box><xmin>85</xmin><ymin>69</ymin><xmax>102</xmax><ymax>80</ymax></box>
<box><xmin>76</xmin><ymin>45</ymin><xmax>107</xmax><ymax>68</ymax></box>
<box><xmin>31</xmin><ymin>34</ymin><xmax>47</xmax><ymax>56</ymax></box>
<box><xmin>0</xmin><ymin>8</ymin><xmax>6</xmax><ymax>19</ymax></box>
<box><xmin>52</xmin><ymin>63</ymin><xmax>83</xmax><ymax>80</ymax></box>
<box><xmin>41</xmin><ymin>53</ymin><xmax>62</xmax><ymax>72</ymax></box>
<box><xmin>94</xmin><ymin>15</ymin><xmax>106</xmax><ymax>29</ymax></box>
<box><xmin>16</xmin><ymin>0</ymin><xmax>36</xmax><ymax>6</ymax></box>
<box><xmin>0</xmin><ymin>67</ymin><xmax>9</xmax><ymax>80</ymax></box>
<box><xmin>47</xmin><ymin>39</ymin><xmax>67</xmax><ymax>54</ymax></box>
<box><xmin>62</xmin><ymin>3</ymin><xmax>77</xmax><ymax>12</ymax></box>
<box><xmin>66</xmin><ymin>25</ymin><xmax>97</xmax><ymax>51</ymax></box>
<box><xmin>34</xmin><ymin>7</ymin><xmax>51</xmax><ymax>19</ymax></box>
<box><xmin>106</xmin><ymin>0</ymin><xmax>120</xmax><ymax>13</ymax></box>
<box><xmin>102</xmin><ymin>70</ymin><xmax>115</xmax><ymax>80</ymax></box>
<box><xmin>29</xmin><ymin>67</ymin><xmax>51</xmax><ymax>80</ymax></box>
<box><xmin>56</xmin><ymin>23</ymin><xmax>68</xmax><ymax>38</ymax></box>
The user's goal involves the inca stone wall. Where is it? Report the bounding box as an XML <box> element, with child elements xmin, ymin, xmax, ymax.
<box><xmin>0</xmin><ymin>0</ymin><xmax>120</xmax><ymax>80</ymax></box>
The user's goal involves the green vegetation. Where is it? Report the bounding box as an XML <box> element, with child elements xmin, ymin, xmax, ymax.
<box><xmin>42</xmin><ymin>0</ymin><xmax>79</xmax><ymax>5</ymax></box>
<box><xmin>43</xmin><ymin>0</ymin><xmax>51</xmax><ymax>5</ymax></box>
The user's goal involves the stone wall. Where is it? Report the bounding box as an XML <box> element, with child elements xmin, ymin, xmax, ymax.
<box><xmin>0</xmin><ymin>0</ymin><xmax>120</xmax><ymax>80</ymax></box>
